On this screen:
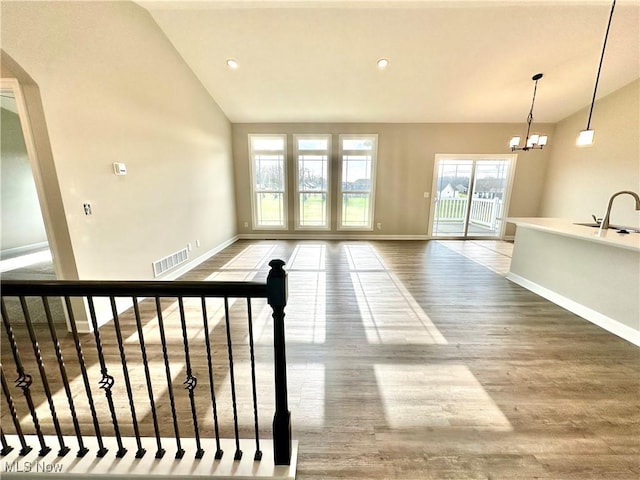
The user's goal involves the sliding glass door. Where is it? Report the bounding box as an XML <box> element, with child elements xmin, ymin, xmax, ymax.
<box><xmin>429</xmin><ymin>155</ymin><xmax>516</xmax><ymax>238</ymax></box>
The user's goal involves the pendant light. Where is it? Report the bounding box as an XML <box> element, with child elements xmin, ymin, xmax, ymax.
<box><xmin>577</xmin><ymin>0</ymin><xmax>616</xmax><ymax>147</ymax></box>
<box><xmin>509</xmin><ymin>73</ymin><xmax>548</xmax><ymax>151</ymax></box>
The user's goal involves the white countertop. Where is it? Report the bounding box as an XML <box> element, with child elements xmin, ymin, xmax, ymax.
<box><xmin>507</xmin><ymin>217</ymin><xmax>640</xmax><ymax>252</ymax></box>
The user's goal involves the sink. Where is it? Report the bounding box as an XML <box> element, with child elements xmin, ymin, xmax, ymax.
<box><xmin>573</xmin><ymin>222</ymin><xmax>639</xmax><ymax>233</ymax></box>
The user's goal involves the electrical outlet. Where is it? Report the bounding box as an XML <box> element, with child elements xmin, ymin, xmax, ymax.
<box><xmin>83</xmin><ymin>203</ymin><xmax>92</xmax><ymax>215</ymax></box>
<box><xmin>377</xmin><ymin>222</ymin><xmax>382</xmax><ymax>230</ymax></box>
<box><xmin>424</xmin><ymin>192</ymin><xmax>430</xmax><ymax>198</ymax></box>
<box><xmin>196</xmin><ymin>239</ymin><xmax>200</xmax><ymax>247</ymax></box>
<box><xmin>244</xmin><ymin>222</ymin><xmax>249</xmax><ymax>228</ymax></box>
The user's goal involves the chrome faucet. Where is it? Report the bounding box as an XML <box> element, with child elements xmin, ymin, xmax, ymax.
<box><xmin>599</xmin><ymin>190</ymin><xmax>640</xmax><ymax>233</ymax></box>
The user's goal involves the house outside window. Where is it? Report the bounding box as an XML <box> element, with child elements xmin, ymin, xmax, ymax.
<box><xmin>338</xmin><ymin>134</ymin><xmax>378</xmax><ymax>230</ymax></box>
<box><xmin>249</xmin><ymin>134</ymin><xmax>287</xmax><ymax>229</ymax></box>
<box><xmin>294</xmin><ymin>134</ymin><xmax>331</xmax><ymax>230</ymax></box>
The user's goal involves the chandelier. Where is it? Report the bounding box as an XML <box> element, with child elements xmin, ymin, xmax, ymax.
<box><xmin>509</xmin><ymin>73</ymin><xmax>548</xmax><ymax>151</ymax></box>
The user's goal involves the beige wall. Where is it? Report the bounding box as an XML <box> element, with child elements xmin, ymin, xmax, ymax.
<box><xmin>232</xmin><ymin>123</ymin><xmax>554</xmax><ymax>237</ymax></box>
<box><xmin>540</xmin><ymin>79</ymin><xmax>640</xmax><ymax>228</ymax></box>
<box><xmin>1</xmin><ymin>1</ymin><xmax>236</xmax><ymax>279</ymax></box>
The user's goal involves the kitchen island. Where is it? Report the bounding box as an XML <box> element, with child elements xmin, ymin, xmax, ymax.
<box><xmin>506</xmin><ymin>217</ymin><xmax>640</xmax><ymax>346</ymax></box>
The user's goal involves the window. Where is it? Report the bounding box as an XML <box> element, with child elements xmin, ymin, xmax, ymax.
<box><xmin>249</xmin><ymin>134</ymin><xmax>287</xmax><ymax>229</ymax></box>
<box><xmin>339</xmin><ymin>134</ymin><xmax>378</xmax><ymax>229</ymax></box>
<box><xmin>294</xmin><ymin>135</ymin><xmax>331</xmax><ymax>229</ymax></box>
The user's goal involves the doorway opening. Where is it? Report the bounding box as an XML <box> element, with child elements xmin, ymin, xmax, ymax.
<box><xmin>1</xmin><ymin>83</ymin><xmax>54</xmax><ymax>281</ymax></box>
<box><xmin>429</xmin><ymin>154</ymin><xmax>517</xmax><ymax>239</ymax></box>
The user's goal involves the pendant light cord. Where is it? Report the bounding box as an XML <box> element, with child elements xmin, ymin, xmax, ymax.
<box><xmin>586</xmin><ymin>0</ymin><xmax>616</xmax><ymax>130</ymax></box>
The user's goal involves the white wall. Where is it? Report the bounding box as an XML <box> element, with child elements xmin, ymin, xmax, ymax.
<box><xmin>1</xmin><ymin>1</ymin><xmax>237</xmax><ymax>279</ymax></box>
<box><xmin>540</xmin><ymin>79</ymin><xmax>640</xmax><ymax>228</ymax></box>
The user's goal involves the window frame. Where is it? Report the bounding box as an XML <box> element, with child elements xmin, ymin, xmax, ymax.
<box><xmin>338</xmin><ymin>134</ymin><xmax>378</xmax><ymax>231</ymax></box>
<box><xmin>248</xmin><ymin>134</ymin><xmax>288</xmax><ymax>230</ymax></box>
<box><xmin>293</xmin><ymin>134</ymin><xmax>332</xmax><ymax>231</ymax></box>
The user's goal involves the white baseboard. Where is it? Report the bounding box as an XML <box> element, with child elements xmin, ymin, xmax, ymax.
<box><xmin>0</xmin><ymin>249</ymin><xmax>52</xmax><ymax>273</ymax></box>
<box><xmin>161</xmin><ymin>235</ymin><xmax>239</xmax><ymax>280</ymax></box>
<box><xmin>238</xmin><ymin>233</ymin><xmax>431</xmax><ymax>241</ymax></box>
<box><xmin>237</xmin><ymin>233</ymin><xmax>515</xmax><ymax>242</ymax></box>
<box><xmin>1</xmin><ymin>241</ymin><xmax>49</xmax><ymax>258</ymax></box>
<box><xmin>506</xmin><ymin>272</ymin><xmax>640</xmax><ymax>347</ymax></box>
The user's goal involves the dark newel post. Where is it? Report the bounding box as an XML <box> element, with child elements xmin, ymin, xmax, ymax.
<box><xmin>267</xmin><ymin>259</ymin><xmax>291</xmax><ymax>466</ymax></box>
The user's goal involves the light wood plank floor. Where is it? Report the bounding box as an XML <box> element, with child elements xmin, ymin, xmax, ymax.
<box><xmin>2</xmin><ymin>240</ymin><xmax>638</xmax><ymax>479</ymax></box>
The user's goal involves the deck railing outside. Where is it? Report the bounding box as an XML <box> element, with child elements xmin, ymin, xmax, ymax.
<box><xmin>436</xmin><ymin>197</ymin><xmax>502</xmax><ymax>229</ymax></box>
<box><xmin>0</xmin><ymin>259</ymin><xmax>291</xmax><ymax>468</ymax></box>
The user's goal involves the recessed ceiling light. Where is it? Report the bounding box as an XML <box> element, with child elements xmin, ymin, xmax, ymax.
<box><xmin>376</xmin><ymin>58</ymin><xmax>389</xmax><ymax>69</ymax></box>
<box><xmin>226</xmin><ymin>59</ymin><xmax>239</xmax><ymax>69</ymax></box>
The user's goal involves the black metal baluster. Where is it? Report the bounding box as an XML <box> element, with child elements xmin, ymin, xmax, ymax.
<box><xmin>154</xmin><ymin>297</ymin><xmax>184</xmax><ymax>459</ymax></box>
<box><xmin>1</xmin><ymin>366</ymin><xmax>30</xmax><ymax>456</ymax></box>
<box><xmin>0</xmin><ymin>299</ymin><xmax>50</xmax><ymax>457</ymax></box>
<box><xmin>86</xmin><ymin>296</ymin><xmax>127</xmax><ymax>458</ymax></box>
<box><xmin>21</xmin><ymin>296</ymin><xmax>72</xmax><ymax>456</ymax></box>
<box><xmin>41</xmin><ymin>297</ymin><xmax>89</xmax><ymax>457</ymax></box>
<box><xmin>246</xmin><ymin>298</ymin><xmax>262</xmax><ymax>460</ymax></box>
<box><xmin>0</xmin><ymin>428</ymin><xmax>13</xmax><ymax>456</ymax></box>
<box><xmin>177</xmin><ymin>297</ymin><xmax>205</xmax><ymax>459</ymax></box>
<box><xmin>109</xmin><ymin>297</ymin><xmax>145</xmax><ymax>458</ymax></box>
<box><xmin>223</xmin><ymin>297</ymin><xmax>243</xmax><ymax>461</ymax></box>
<box><xmin>200</xmin><ymin>297</ymin><xmax>223</xmax><ymax>460</ymax></box>
<box><xmin>132</xmin><ymin>297</ymin><xmax>164</xmax><ymax>459</ymax></box>
<box><xmin>64</xmin><ymin>296</ymin><xmax>107</xmax><ymax>457</ymax></box>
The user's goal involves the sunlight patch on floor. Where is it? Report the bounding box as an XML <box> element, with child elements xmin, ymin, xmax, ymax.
<box><xmin>287</xmin><ymin>244</ymin><xmax>325</xmax><ymax>271</ymax></box>
<box><xmin>374</xmin><ymin>364</ymin><xmax>513</xmax><ymax>431</ymax></box>
<box><xmin>346</xmin><ymin>244</ymin><xmax>447</xmax><ymax>345</ymax></box>
<box><xmin>251</xmin><ymin>244</ymin><xmax>328</xmax><ymax>344</ymax></box>
<box><xmin>437</xmin><ymin>240</ymin><xmax>513</xmax><ymax>276</ymax></box>
<box><xmin>213</xmin><ymin>362</ymin><xmax>325</xmax><ymax>429</ymax></box>
<box><xmin>124</xmin><ymin>296</ymin><xmax>237</xmax><ymax>343</ymax></box>
<box><xmin>351</xmin><ymin>271</ymin><xmax>448</xmax><ymax>344</ymax></box>
<box><xmin>284</xmin><ymin>271</ymin><xmax>326</xmax><ymax>343</ymax></box>
<box><xmin>253</xmin><ymin>270</ymin><xmax>326</xmax><ymax>345</ymax></box>
<box><xmin>218</xmin><ymin>244</ymin><xmax>278</xmax><ymax>272</ymax></box>
<box><xmin>345</xmin><ymin>244</ymin><xmax>385</xmax><ymax>271</ymax></box>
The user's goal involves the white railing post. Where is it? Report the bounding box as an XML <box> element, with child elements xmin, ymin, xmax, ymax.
<box><xmin>491</xmin><ymin>198</ymin><xmax>499</xmax><ymax>229</ymax></box>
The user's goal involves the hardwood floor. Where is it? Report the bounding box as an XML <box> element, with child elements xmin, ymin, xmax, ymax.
<box><xmin>2</xmin><ymin>240</ymin><xmax>638</xmax><ymax>479</ymax></box>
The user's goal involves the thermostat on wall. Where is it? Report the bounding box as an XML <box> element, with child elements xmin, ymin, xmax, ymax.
<box><xmin>113</xmin><ymin>162</ymin><xmax>127</xmax><ymax>175</ymax></box>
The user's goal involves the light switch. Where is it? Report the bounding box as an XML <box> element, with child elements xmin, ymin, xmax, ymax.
<box><xmin>113</xmin><ymin>162</ymin><xmax>127</xmax><ymax>175</ymax></box>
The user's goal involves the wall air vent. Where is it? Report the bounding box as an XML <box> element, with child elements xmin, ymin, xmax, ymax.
<box><xmin>153</xmin><ymin>248</ymin><xmax>189</xmax><ymax>277</ymax></box>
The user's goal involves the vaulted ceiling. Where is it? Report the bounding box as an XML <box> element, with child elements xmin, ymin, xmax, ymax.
<box><xmin>138</xmin><ymin>0</ymin><xmax>640</xmax><ymax>123</ymax></box>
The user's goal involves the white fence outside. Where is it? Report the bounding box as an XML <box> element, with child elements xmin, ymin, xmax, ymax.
<box><xmin>436</xmin><ymin>197</ymin><xmax>502</xmax><ymax>230</ymax></box>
